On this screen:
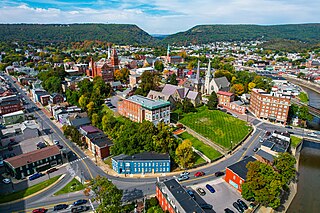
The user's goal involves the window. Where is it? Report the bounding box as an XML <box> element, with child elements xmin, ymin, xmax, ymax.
<box><xmin>233</xmin><ymin>175</ymin><xmax>236</xmax><ymax>180</ymax></box>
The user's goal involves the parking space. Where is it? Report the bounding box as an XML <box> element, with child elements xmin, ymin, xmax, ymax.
<box><xmin>189</xmin><ymin>178</ymin><xmax>249</xmax><ymax>213</ymax></box>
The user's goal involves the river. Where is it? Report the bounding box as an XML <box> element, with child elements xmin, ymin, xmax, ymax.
<box><xmin>300</xmin><ymin>87</ymin><xmax>320</xmax><ymax>109</ymax></box>
<box><xmin>287</xmin><ymin>144</ymin><xmax>320</xmax><ymax>213</ymax></box>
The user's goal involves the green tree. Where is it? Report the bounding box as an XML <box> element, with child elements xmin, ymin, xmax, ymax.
<box><xmin>92</xmin><ymin>113</ymin><xmax>100</xmax><ymax>127</ymax></box>
<box><xmin>167</xmin><ymin>73</ymin><xmax>178</xmax><ymax>85</ymax></box>
<box><xmin>86</xmin><ymin>101</ymin><xmax>95</xmax><ymax>117</ymax></box>
<box><xmin>154</xmin><ymin>60</ymin><xmax>164</xmax><ymax>72</ymax></box>
<box><xmin>78</xmin><ymin>95</ymin><xmax>89</xmax><ymax>110</ymax></box>
<box><xmin>273</xmin><ymin>153</ymin><xmax>296</xmax><ymax>185</ymax></box>
<box><xmin>89</xmin><ymin>176</ymin><xmax>123</xmax><ymax>213</ymax></box>
<box><xmin>298</xmin><ymin>106</ymin><xmax>312</xmax><ymax>121</ymax></box>
<box><xmin>175</xmin><ymin>139</ymin><xmax>194</xmax><ymax>169</ymax></box>
<box><xmin>153</xmin><ymin>122</ymin><xmax>177</xmax><ymax>153</ymax></box>
<box><xmin>135</xmin><ymin>71</ymin><xmax>160</xmax><ymax>96</ymax></box>
<box><xmin>207</xmin><ymin>91</ymin><xmax>218</xmax><ymax>110</ymax></box>
<box><xmin>181</xmin><ymin>99</ymin><xmax>195</xmax><ymax>113</ymax></box>
<box><xmin>289</xmin><ymin>104</ymin><xmax>299</xmax><ymax>118</ymax></box>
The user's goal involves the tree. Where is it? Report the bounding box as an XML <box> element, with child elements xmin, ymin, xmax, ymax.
<box><xmin>273</xmin><ymin>153</ymin><xmax>296</xmax><ymax>185</ymax></box>
<box><xmin>175</xmin><ymin>139</ymin><xmax>194</xmax><ymax>169</ymax></box>
<box><xmin>89</xmin><ymin>176</ymin><xmax>122</xmax><ymax>213</ymax></box>
<box><xmin>181</xmin><ymin>99</ymin><xmax>195</xmax><ymax>113</ymax></box>
<box><xmin>92</xmin><ymin>113</ymin><xmax>100</xmax><ymax>127</ymax></box>
<box><xmin>135</xmin><ymin>71</ymin><xmax>160</xmax><ymax>96</ymax></box>
<box><xmin>86</xmin><ymin>101</ymin><xmax>95</xmax><ymax>117</ymax></box>
<box><xmin>153</xmin><ymin>122</ymin><xmax>178</xmax><ymax>153</ymax></box>
<box><xmin>248</xmin><ymin>82</ymin><xmax>256</xmax><ymax>93</ymax></box>
<box><xmin>78</xmin><ymin>95</ymin><xmax>89</xmax><ymax>110</ymax></box>
<box><xmin>207</xmin><ymin>91</ymin><xmax>218</xmax><ymax>110</ymax></box>
<box><xmin>154</xmin><ymin>60</ymin><xmax>164</xmax><ymax>72</ymax></box>
<box><xmin>298</xmin><ymin>106</ymin><xmax>312</xmax><ymax>121</ymax></box>
<box><xmin>167</xmin><ymin>73</ymin><xmax>178</xmax><ymax>85</ymax></box>
<box><xmin>230</xmin><ymin>83</ymin><xmax>245</xmax><ymax>96</ymax></box>
<box><xmin>289</xmin><ymin>104</ymin><xmax>299</xmax><ymax>118</ymax></box>
<box><xmin>114</xmin><ymin>68</ymin><xmax>129</xmax><ymax>83</ymax></box>
<box><xmin>297</xmin><ymin>72</ymin><xmax>305</xmax><ymax>79</ymax></box>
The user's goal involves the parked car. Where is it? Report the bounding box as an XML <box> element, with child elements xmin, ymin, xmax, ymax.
<box><xmin>265</xmin><ymin>131</ymin><xmax>271</xmax><ymax>136</ymax></box>
<box><xmin>232</xmin><ymin>202</ymin><xmax>244</xmax><ymax>213</ymax></box>
<box><xmin>32</xmin><ymin>208</ymin><xmax>47</xmax><ymax>213</ymax></box>
<box><xmin>186</xmin><ymin>190</ymin><xmax>195</xmax><ymax>199</ymax></box>
<box><xmin>29</xmin><ymin>173</ymin><xmax>43</xmax><ymax>181</ymax></box>
<box><xmin>237</xmin><ymin>199</ymin><xmax>248</xmax><ymax>210</ymax></box>
<box><xmin>177</xmin><ymin>175</ymin><xmax>189</xmax><ymax>182</ymax></box>
<box><xmin>285</xmin><ymin>125</ymin><xmax>293</xmax><ymax>129</ymax></box>
<box><xmin>199</xmin><ymin>203</ymin><xmax>213</xmax><ymax>209</ymax></box>
<box><xmin>53</xmin><ymin>204</ymin><xmax>69</xmax><ymax>211</ymax></box>
<box><xmin>2</xmin><ymin>178</ymin><xmax>11</xmax><ymax>184</ymax></box>
<box><xmin>214</xmin><ymin>171</ymin><xmax>225</xmax><ymax>177</ymax></box>
<box><xmin>37</xmin><ymin>142</ymin><xmax>47</xmax><ymax>149</ymax></box>
<box><xmin>243</xmin><ymin>155</ymin><xmax>249</xmax><ymax>159</ymax></box>
<box><xmin>253</xmin><ymin>147</ymin><xmax>258</xmax><ymax>152</ymax></box>
<box><xmin>307</xmin><ymin>132</ymin><xmax>317</xmax><ymax>137</ymax></box>
<box><xmin>46</xmin><ymin>168</ymin><xmax>58</xmax><ymax>174</ymax></box>
<box><xmin>196</xmin><ymin>187</ymin><xmax>206</xmax><ymax>196</ymax></box>
<box><xmin>224</xmin><ymin>208</ymin><xmax>235</xmax><ymax>213</ymax></box>
<box><xmin>205</xmin><ymin>184</ymin><xmax>215</xmax><ymax>193</ymax></box>
<box><xmin>53</xmin><ymin>140</ymin><xmax>59</xmax><ymax>145</ymax></box>
<box><xmin>71</xmin><ymin>206</ymin><xmax>89</xmax><ymax>213</ymax></box>
<box><xmin>249</xmin><ymin>202</ymin><xmax>257</xmax><ymax>209</ymax></box>
<box><xmin>73</xmin><ymin>199</ymin><xmax>88</xmax><ymax>206</ymax></box>
<box><xmin>232</xmin><ymin>114</ymin><xmax>238</xmax><ymax>118</ymax></box>
<box><xmin>194</xmin><ymin>171</ymin><xmax>205</xmax><ymax>177</ymax></box>
<box><xmin>180</xmin><ymin>171</ymin><xmax>190</xmax><ymax>176</ymax></box>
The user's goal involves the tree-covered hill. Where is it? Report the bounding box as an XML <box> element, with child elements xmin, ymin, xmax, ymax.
<box><xmin>0</xmin><ymin>24</ymin><xmax>157</xmax><ymax>45</ymax></box>
<box><xmin>162</xmin><ymin>24</ymin><xmax>320</xmax><ymax>45</ymax></box>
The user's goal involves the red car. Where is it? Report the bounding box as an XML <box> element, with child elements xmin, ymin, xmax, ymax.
<box><xmin>194</xmin><ymin>171</ymin><xmax>205</xmax><ymax>177</ymax></box>
<box><xmin>32</xmin><ymin>208</ymin><xmax>47</xmax><ymax>213</ymax></box>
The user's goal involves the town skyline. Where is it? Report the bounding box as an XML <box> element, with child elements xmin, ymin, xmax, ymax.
<box><xmin>0</xmin><ymin>0</ymin><xmax>320</xmax><ymax>34</ymax></box>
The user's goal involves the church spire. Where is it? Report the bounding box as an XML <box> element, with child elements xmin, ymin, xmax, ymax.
<box><xmin>206</xmin><ymin>59</ymin><xmax>211</xmax><ymax>77</ymax></box>
<box><xmin>196</xmin><ymin>60</ymin><xmax>200</xmax><ymax>83</ymax></box>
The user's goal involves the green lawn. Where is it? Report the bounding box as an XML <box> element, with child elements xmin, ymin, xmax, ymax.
<box><xmin>0</xmin><ymin>175</ymin><xmax>61</xmax><ymax>204</ymax></box>
<box><xmin>104</xmin><ymin>157</ymin><xmax>112</xmax><ymax>167</ymax></box>
<box><xmin>291</xmin><ymin>135</ymin><xmax>302</xmax><ymax>148</ymax></box>
<box><xmin>179</xmin><ymin>132</ymin><xmax>222</xmax><ymax>160</ymax></box>
<box><xmin>299</xmin><ymin>92</ymin><xmax>309</xmax><ymax>103</ymax></box>
<box><xmin>54</xmin><ymin>178</ymin><xmax>85</xmax><ymax>195</ymax></box>
<box><xmin>194</xmin><ymin>152</ymin><xmax>206</xmax><ymax>165</ymax></box>
<box><xmin>179</xmin><ymin>106</ymin><xmax>252</xmax><ymax>149</ymax></box>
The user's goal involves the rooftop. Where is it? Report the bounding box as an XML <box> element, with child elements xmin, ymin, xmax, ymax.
<box><xmin>227</xmin><ymin>156</ymin><xmax>256</xmax><ymax>180</ymax></box>
<box><xmin>262</xmin><ymin>136</ymin><xmax>290</xmax><ymax>153</ymax></box>
<box><xmin>113</xmin><ymin>151</ymin><xmax>170</xmax><ymax>161</ymax></box>
<box><xmin>255</xmin><ymin>149</ymin><xmax>275</xmax><ymax>162</ymax></box>
<box><xmin>217</xmin><ymin>91</ymin><xmax>234</xmax><ymax>96</ymax></box>
<box><xmin>128</xmin><ymin>95</ymin><xmax>170</xmax><ymax>110</ymax></box>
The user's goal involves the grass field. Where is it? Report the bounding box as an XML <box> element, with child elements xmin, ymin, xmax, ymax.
<box><xmin>291</xmin><ymin>135</ymin><xmax>302</xmax><ymax>148</ymax></box>
<box><xmin>179</xmin><ymin>106</ymin><xmax>252</xmax><ymax>149</ymax></box>
<box><xmin>54</xmin><ymin>178</ymin><xmax>85</xmax><ymax>196</ymax></box>
<box><xmin>179</xmin><ymin>132</ymin><xmax>222</xmax><ymax>160</ymax></box>
<box><xmin>299</xmin><ymin>92</ymin><xmax>309</xmax><ymax>103</ymax></box>
<box><xmin>0</xmin><ymin>175</ymin><xmax>61</xmax><ymax>204</ymax></box>
<box><xmin>194</xmin><ymin>152</ymin><xmax>206</xmax><ymax>165</ymax></box>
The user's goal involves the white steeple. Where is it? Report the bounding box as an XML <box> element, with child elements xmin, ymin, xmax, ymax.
<box><xmin>205</xmin><ymin>59</ymin><xmax>212</xmax><ymax>95</ymax></box>
<box><xmin>107</xmin><ymin>45</ymin><xmax>111</xmax><ymax>59</ymax></box>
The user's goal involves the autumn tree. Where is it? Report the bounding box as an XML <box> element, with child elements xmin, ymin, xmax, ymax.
<box><xmin>248</xmin><ymin>82</ymin><xmax>256</xmax><ymax>93</ymax></box>
<box><xmin>230</xmin><ymin>83</ymin><xmax>245</xmax><ymax>96</ymax></box>
<box><xmin>114</xmin><ymin>68</ymin><xmax>129</xmax><ymax>83</ymax></box>
<box><xmin>207</xmin><ymin>91</ymin><xmax>218</xmax><ymax>110</ymax></box>
<box><xmin>78</xmin><ymin>95</ymin><xmax>89</xmax><ymax>110</ymax></box>
<box><xmin>176</xmin><ymin>139</ymin><xmax>194</xmax><ymax>169</ymax></box>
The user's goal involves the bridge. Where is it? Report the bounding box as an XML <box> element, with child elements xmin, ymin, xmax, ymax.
<box><xmin>291</xmin><ymin>98</ymin><xmax>320</xmax><ymax>118</ymax></box>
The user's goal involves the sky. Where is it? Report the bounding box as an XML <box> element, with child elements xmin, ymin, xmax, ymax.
<box><xmin>0</xmin><ymin>0</ymin><xmax>319</xmax><ymax>34</ymax></box>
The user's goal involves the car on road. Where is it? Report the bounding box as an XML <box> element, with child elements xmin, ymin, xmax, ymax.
<box><xmin>243</xmin><ymin>155</ymin><xmax>249</xmax><ymax>159</ymax></box>
<box><xmin>237</xmin><ymin>199</ymin><xmax>248</xmax><ymax>210</ymax></box>
<box><xmin>285</xmin><ymin>125</ymin><xmax>293</xmax><ymax>129</ymax></box>
<box><xmin>199</xmin><ymin>203</ymin><xmax>213</xmax><ymax>209</ymax></box>
<box><xmin>32</xmin><ymin>208</ymin><xmax>47</xmax><ymax>213</ymax></box>
<box><xmin>53</xmin><ymin>140</ymin><xmax>59</xmax><ymax>145</ymax></box>
<box><xmin>196</xmin><ymin>187</ymin><xmax>206</xmax><ymax>196</ymax></box>
<box><xmin>73</xmin><ymin>199</ymin><xmax>88</xmax><ymax>206</ymax></box>
<box><xmin>53</xmin><ymin>204</ymin><xmax>69</xmax><ymax>211</ymax></box>
<box><xmin>29</xmin><ymin>173</ymin><xmax>43</xmax><ymax>181</ymax></box>
<box><xmin>57</xmin><ymin>144</ymin><xmax>63</xmax><ymax>149</ymax></box>
<box><xmin>177</xmin><ymin>175</ymin><xmax>189</xmax><ymax>182</ymax></box>
<box><xmin>71</xmin><ymin>206</ymin><xmax>89</xmax><ymax>213</ymax></box>
<box><xmin>205</xmin><ymin>184</ymin><xmax>215</xmax><ymax>193</ymax></box>
<box><xmin>232</xmin><ymin>114</ymin><xmax>238</xmax><ymax>118</ymax></box>
<box><xmin>46</xmin><ymin>167</ymin><xmax>58</xmax><ymax>174</ymax></box>
<box><xmin>194</xmin><ymin>171</ymin><xmax>205</xmax><ymax>177</ymax></box>
<box><xmin>224</xmin><ymin>208</ymin><xmax>235</xmax><ymax>213</ymax></box>
<box><xmin>265</xmin><ymin>131</ymin><xmax>271</xmax><ymax>136</ymax></box>
<box><xmin>2</xmin><ymin>178</ymin><xmax>11</xmax><ymax>184</ymax></box>
<box><xmin>232</xmin><ymin>202</ymin><xmax>244</xmax><ymax>213</ymax></box>
<box><xmin>307</xmin><ymin>132</ymin><xmax>317</xmax><ymax>137</ymax></box>
<box><xmin>253</xmin><ymin>147</ymin><xmax>258</xmax><ymax>152</ymax></box>
<box><xmin>214</xmin><ymin>171</ymin><xmax>225</xmax><ymax>177</ymax></box>
<box><xmin>180</xmin><ymin>171</ymin><xmax>190</xmax><ymax>176</ymax></box>
<box><xmin>187</xmin><ymin>190</ymin><xmax>195</xmax><ymax>199</ymax></box>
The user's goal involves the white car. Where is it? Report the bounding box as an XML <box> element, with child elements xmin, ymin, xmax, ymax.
<box><xmin>180</xmin><ymin>171</ymin><xmax>190</xmax><ymax>176</ymax></box>
<box><xmin>53</xmin><ymin>140</ymin><xmax>60</xmax><ymax>145</ymax></box>
<box><xmin>307</xmin><ymin>132</ymin><xmax>317</xmax><ymax>138</ymax></box>
<box><xmin>2</xmin><ymin>178</ymin><xmax>11</xmax><ymax>184</ymax></box>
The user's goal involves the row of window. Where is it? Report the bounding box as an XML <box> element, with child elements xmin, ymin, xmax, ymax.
<box><xmin>22</xmin><ymin>155</ymin><xmax>58</xmax><ymax>170</ymax></box>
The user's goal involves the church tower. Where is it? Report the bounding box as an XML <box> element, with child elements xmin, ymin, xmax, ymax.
<box><xmin>111</xmin><ymin>48</ymin><xmax>119</xmax><ymax>68</ymax></box>
<box><xmin>194</xmin><ymin>60</ymin><xmax>202</xmax><ymax>93</ymax></box>
<box><xmin>166</xmin><ymin>44</ymin><xmax>170</xmax><ymax>63</ymax></box>
<box><xmin>204</xmin><ymin>59</ymin><xmax>212</xmax><ymax>95</ymax></box>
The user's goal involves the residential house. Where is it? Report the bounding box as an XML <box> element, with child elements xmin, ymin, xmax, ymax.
<box><xmin>217</xmin><ymin>91</ymin><xmax>246</xmax><ymax>114</ymax></box>
<box><xmin>112</xmin><ymin>152</ymin><xmax>170</xmax><ymax>174</ymax></box>
<box><xmin>66</xmin><ymin>112</ymin><xmax>91</xmax><ymax>129</ymax></box>
<box><xmin>85</xmin><ymin>132</ymin><xmax>113</xmax><ymax>159</ymax></box>
<box><xmin>40</xmin><ymin>94</ymin><xmax>50</xmax><ymax>106</ymax></box>
<box><xmin>50</xmin><ymin>93</ymin><xmax>64</xmax><ymax>104</ymax></box>
<box><xmin>2</xmin><ymin>110</ymin><xmax>25</xmax><ymax>125</ymax></box>
<box><xmin>0</xmin><ymin>95</ymin><xmax>24</xmax><ymax>115</ymax></box>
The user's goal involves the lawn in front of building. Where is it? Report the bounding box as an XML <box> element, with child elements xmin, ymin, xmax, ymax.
<box><xmin>178</xmin><ymin>132</ymin><xmax>222</xmax><ymax>160</ymax></box>
<box><xmin>179</xmin><ymin>106</ymin><xmax>252</xmax><ymax>149</ymax></box>
<box><xmin>291</xmin><ymin>135</ymin><xmax>302</xmax><ymax>148</ymax></box>
<box><xmin>54</xmin><ymin>178</ymin><xmax>85</xmax><ymax>196</ymax></box>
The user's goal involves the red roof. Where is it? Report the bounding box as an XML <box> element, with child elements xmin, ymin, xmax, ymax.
<box><xmin>217</xmin><ymin>91</ymin><xmax>233</xmax><ymax>96</ymax></box>
<box><xmin>5</xmin><ymin>146</ymin><xmax>61</xmax><ymax>168</ymax></box>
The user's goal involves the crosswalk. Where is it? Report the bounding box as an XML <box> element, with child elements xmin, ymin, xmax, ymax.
<box><xmin>69</xmin><ymin>156</ymin><xmax>88</xmax><ymax>165</ymax></box>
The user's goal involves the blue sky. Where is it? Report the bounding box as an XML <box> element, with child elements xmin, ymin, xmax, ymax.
<box><xmin>0</xmin><ymin>0</ymin><xmax>319</xmax><ymax>34</ymax></box>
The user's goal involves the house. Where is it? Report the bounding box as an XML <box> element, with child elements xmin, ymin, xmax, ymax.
<box><xmin>0</xmin><ymin>95</ymin><xmax>24</xmax><ymax>115</ymax></box>
<box><xmin>129</xmin><ymin>74</ymin><xmax>141</xmax><ymax>88</ymax></box>
<box><xmin>254</xmin><ymin>149</ymin><xmax>275</xmax><ymax>166</ymax></box>
<box><xmin>31</xmin><ymin>88</ymin><xmax>49</xmax><ymax>103</ymax></box>
<box><xmin>2</xmin><ymin>110</ymin><xmax>25</xmax><ymax>125</ymax></box>
<box><xmin>66</xmin><ymin>112</ymin><xmax>91</xmax><ymax>129</ymax></box>
<box><xmin>40</xmin><ymin>94</ymin><xmax>50</xmax><ymax>106</ymax></box>
<box><xmin>147</xmin><ymin>90</ymin><xmax>175</xmax><ymax>109</ymax></box>
<box><xmin>217</xmin><ymin>91</ymin><xmax>246</xmax><ymax>114</ymax></box>
<box><xmin>112</xmin><ymin>152</ymin><xmax>170</xmax><ymax>174</ymax></box>
<box><xmin>50</xmin><ymin>93</ymin><xmax>64</xmax><ymax>104</ymax></box>
<box><xmin>156</xmin><ymin>179</ymin><xmax>204</xmax><ymax>213</ymax></box>
<box><xmin>4</xmin><ymin>146</ymin><xmax>63</xmax><ymax>179</ymax></box>
<box><xmin>225</xmin><ymin>156</ymin><xmax>256</xmax><ymax>193</ymax></box>
<box><xmin>118</xmin><ymin>95</ymin><xmax>170</xmax><ymax>126</ymax></box>
<box><xmin>85</xmin><ymin>132</ymin><xmax>113</xmax><ymax>159</ymax></box>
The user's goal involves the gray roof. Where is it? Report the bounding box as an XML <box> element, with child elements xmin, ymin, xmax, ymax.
<box><xmin>256</xmin><ymin>149</ymin><xmax>274</xmax><ymax>162</ymax></box>
<box><xmin>147</xmin><ymin>90</ymin><xmax>170</xmax><ymax>101</ymax></box>
<box><xmin>69</xmin><ymin>117</ymin><xmax>91</xmax><ymax>128</ymax></box>
<box><xmin>213</xmin><ymin>77</ymin><xmax>230</xmax><ymax>89</ymax></box>
<box><xmin>87</xmin><ymin>132</ymin><xmax>113</xmax><ymax>147</ymax></box>
<box><xmin>162</xmin><ymin>84</ymin><xmax>181</xmax><ymax>96</ymax></box>
<box><xmin>227</xmin><ymin>156</ymin><xmax>256</xmax><ymax>180</ymax></box>
<box><xmin>128</xmin><ymin>95</ymin><xmax>170</xmax><ymax>110</ymax></box>
<box><xmin>233</xmin><ymin>100</ymin><xmax>244</xmax><ymax>106</ymax></box>
<box><xmin>186</xmin><ymin>90</ymin><xmax>199</xmax><ymax>101</ymax></box>
<box><xmin>112</xmin><ymin>152</ymin><xmax>170</xmax><ymax>161</ymax></box>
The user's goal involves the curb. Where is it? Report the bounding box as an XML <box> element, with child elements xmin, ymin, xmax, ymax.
<box><xmin>0</xmin><ymin>174</ymin><xmax>66</xmax><ymax>206</ymax></box>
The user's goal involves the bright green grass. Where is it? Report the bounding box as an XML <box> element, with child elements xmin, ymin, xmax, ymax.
<box><xmin>291</xmin><ymin>135</ymin><xmax>302</xmax><ymax>148</ymax></box>
<box><xmin>54</xmin><ymin>178</ymin><xmax>85</xmax><ymax>195</ymax></box>
<box><xmin>179</xmin><ymin>106</ymin><xmax>252</xmax><ymax>149</ymax></box>
<box><xmin>179</xmin><ymin>132</ymin><xmax>222</xmax><ymax>160</ymax></box>
<box><xmin>299</xmin><ymin>92</ymin><xmax>309</xmax><ymax>103</ymax></box>
<box><xmin>0</xmin><ymin>175</ymin><xmax>61</xmax><ymax>204</ymax></box>
<box><xmin>194</xmin><ymin>152</ymin><xmax>206</xmax><ymax>165</ymax></box>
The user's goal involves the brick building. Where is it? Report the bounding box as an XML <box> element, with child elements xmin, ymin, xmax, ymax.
<box><xmin>217</xmin><ymin>91</ymin><xmax>246</xmax><ymax>114</ymax></box>
<box><xmin>225</xmin><ymin>156</ymin><xmax>256</xmax><ymax>193</ymax></box>
<box><xmin>156</xmin><ymin>179</ymin><xmax>204</xmax><ymax>213</ymax></box>
<box><xmin>249</xmin><ymin>88</ymin><xmax>290</xmax><ymax>125</ymax></box>
<box><xmin>0</xmin><ymin>95</ymin><xmax>24</xmax><ymax>115</ymax></box>
<box><xmin>118</xmin><ymin>95</ymin><xmax>170</xmax><ymax>126</ymax></box>
<box><xmin>50</xmin><ymin>93</ymin><xmax>64</xmax><ymax>104</ymax></box>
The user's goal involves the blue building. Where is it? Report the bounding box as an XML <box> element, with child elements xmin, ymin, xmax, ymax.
<box><xmin>112</xmin><ymin>152</ymin><xmax>170</xmax><ymax>174</ymax></box>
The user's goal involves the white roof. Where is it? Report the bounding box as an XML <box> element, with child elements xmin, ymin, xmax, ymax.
<box><xmin>2</xmin><ymin>110</ymin><xmax>24</xmax><ymax>117</ymax></box>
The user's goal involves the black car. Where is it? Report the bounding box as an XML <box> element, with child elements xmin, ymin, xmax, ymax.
<box><xmin>57</xmin><ymin>144</ymin><xmax>63</xmax><ymax>149</ymax></box>
<box><xmin>73</xmin><ymin>199</ymin><xmax>88</xmax><ymax>206</ymax></box>
<box><xmin>214</xmin><ymin>171</ymin><xmax>225</xmax><ymax>177</ymax></box>
<box><xmin>237</xmin><ymin>199</ymin><xmax>248</xmax><ymax>210</ymax></box>
<box><xmin>199</xmin><ymin>203</ymin><xmax>213</xmax><ymax>209</ymax></box>
<box><xmin>196</xmin><ymin>187</ymin><xmax>206</xmax><ymax>196</ymax></box>
<box><xmin>53</xmin><ymin>204</ymin><xmax>68</xmax><ymax>211</ymax></box>
<box><xmin>224</xmin><ymin>208</ymin><xmax>235</xmax><ymax>213</ymax></box>
<box><xmin>233</xmin><ymin>202</ymin><xmax>244</xmax><ymax>213</ymax></box>
<box><xmin>71</xmin><ymin>206</ymin><xmax>89</xmax><ymax>213</ymax></box>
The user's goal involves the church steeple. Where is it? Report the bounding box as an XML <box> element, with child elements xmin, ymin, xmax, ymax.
<box><xmin>195</xmin><ymin>60</ymin><xmax>200</xmax><ymax>84</ymax></box>
<box><xmin>205</xmin><ymin>59</ymin><xmax>212</xmax><ymax>95</ymax></box>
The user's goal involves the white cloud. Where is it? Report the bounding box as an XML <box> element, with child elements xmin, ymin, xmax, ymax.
<box><xmin>0</xmin><ymin>1</ymin><xmax>319</xmax><ymax>34</ymax></box>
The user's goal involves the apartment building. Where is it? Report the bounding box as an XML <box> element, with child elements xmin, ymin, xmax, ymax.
<box><xmin>0</xmin><ymin>95</ymin><xmax>24</xmax><ymax>115</ymax></box>
<box><xmin>217</xmin><ymin>91</ymin><xmax>246</xmax><ymax>114</ymax></box>
<box><xmin>249</xmin><ymin>88</ymin><xmax>290</xmax><ymax>125</ymax></box>
<box><xmin>118</xmin><ymin>95</ymin><xmax>170</xmax><ymax>126</ymax></box>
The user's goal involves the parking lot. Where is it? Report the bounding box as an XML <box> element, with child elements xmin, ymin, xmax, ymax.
<box><xmin>189</xmin><ymin>178</ymin><xmax>249</xmax><ymax>213</ymax></box>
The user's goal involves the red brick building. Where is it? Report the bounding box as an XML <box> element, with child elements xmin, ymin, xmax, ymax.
<box><xmin>217</xmin><ymin>91</ymin><xmax>246</xmax><ymax>114</ymax></box>
<box><xmin>249</xmin><ymin>88</ymin><xmax>291</xmax><ymax>125</ymax></box>
<box><xmin>225</xmin><ymin>156</ymin><xmax>256</xmax><ymax>193</ymax></box>
<box><xmin>40</xmin><ymin>95</ymin><xmax>50</xmax><ymax>106</ymax></box>
<box><xmin>0</xmin><ymin>95</ymin><xmax>24</xmax><ymax>115</ymax></box>
<box><xmin>50</xmin><ymin>93</ymin><xmax>64</xmax><ymax>104</ymax></box>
